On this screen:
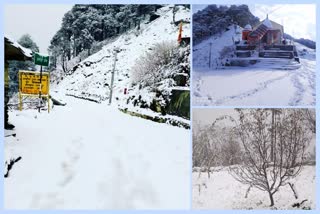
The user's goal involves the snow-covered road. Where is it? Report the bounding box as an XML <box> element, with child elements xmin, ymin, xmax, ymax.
<box><xmin>4</xmin><ymin>97</ymin><xmax>190</xmax><ymax>209</ymax></box>
<box><xmin>193</xmin><ymin>58</ymin><xmax>315</xmax><ymax>106</ymax></box>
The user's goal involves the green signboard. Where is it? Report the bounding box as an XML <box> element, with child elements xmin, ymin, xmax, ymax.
<box><xmin>34</xmin><ymin>53</ymin><xmax>49</xmax><ymax>66</ymax></box>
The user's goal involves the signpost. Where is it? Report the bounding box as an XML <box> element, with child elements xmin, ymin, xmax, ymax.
<box><xmin>19</xmin><ymin>70</ymin><xmax>50</xmax><ymax>113</ymax></box>
<box><xmin>20</xmin><ymin>71</ymin><xmax>49</xmax><ymax>95</ymax></box>
<box><xmin>34</xmin><ymin>53</ymin><xmax>49</xmax><ymax>67</ymax></box>
<box><xmin>33</xmin><ymin>53</ymin><xmax>49</xmax><ymax>112</ymax></box>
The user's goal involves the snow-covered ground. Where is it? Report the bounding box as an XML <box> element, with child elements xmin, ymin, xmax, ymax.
<box><xmin>4</xmin><ymin>5</ymin><xmax>191</xmax><ymax>209</ymax></box>
<box><xmin>192</xmin><ymin>27</ymin><xmax>316</xmax><ymax>106</ymax></box>
<box><xmin>4</xmin><ymin>97</ymin><xmax>190</xmax><ymax>209</ymax></box>
<box><xmin>192</xmin><ymin>165</ymin><xmax>316</xmax><ymax>210</ymax></box>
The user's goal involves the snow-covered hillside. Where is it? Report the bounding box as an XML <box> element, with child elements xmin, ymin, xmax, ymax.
<box><xmin>193</xmin><ymin>165</ymin><xmax>316</xmax><ymax>210</ymax></box>
<box><xmin>5</xmin><ymin>97</ymin><xmax>190</xmax><ymax>209</ymax></box>
<box><xmin>193</xmin><ymin>25</ymin><xmax>240</xmax><ymax>68</ymax></box>
<box><xmin>55</xmin><ymin>5</ymin><xmax>190</xmax><ymax>109</ymax></box>
<box><xmin>192</xmin><ymin>26</ymin><xmax>316</xmax><ymax>106</ymax></box>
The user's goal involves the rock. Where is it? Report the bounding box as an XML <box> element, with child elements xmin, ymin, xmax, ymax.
<box><xmin>173</xmin><ymin>73</ymin><xmax>188</xmax><ymax>86</ymax></box>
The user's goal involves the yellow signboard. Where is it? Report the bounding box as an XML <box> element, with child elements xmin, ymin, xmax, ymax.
<box><xmin>19</xmin><ymin>70</ymin><xmax>49</xmax><ymax>95</ymax></box>
<box><xmin>18</xmin><ymin>70</ymin><xmax>50</xmax><ymax>113</ymax></box>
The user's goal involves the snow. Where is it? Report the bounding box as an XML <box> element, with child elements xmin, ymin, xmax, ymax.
<box><xmin>4</xmin><ymin>6</ymin><xmax>191</xmax><ymax>209</ymax></box>
<box><xmin>5</xmin><ymin>34</ymin><xmax>33</xmax><ymax>57</ymax></box>
<box><xmin>193</xmin><ymin>165</ymin><xmax>316</xmax><ymax>210</ymax></box>
<box><xmin>56</xmin><ymin>5</ymin><xmax>190</xmax><ymax>109</ymax></box>
<box><xmin>262</xmin><ymin>17</ymin><xmax>273</xmax><ymax>29</ymax></box>
<box><xmin>244</xmin><ymin>24</ymin><xmax>252</xmax><ymax>30</ymax></box>
<box><xmin>193</xmin><ymin>25</ymin><xmax>238</xmax><ymax>68</ymax></box>
<box><xmin>192</xmin><ymin>26</ymin><xmax>316</xmax><ymax>106</ymax></box>
<box><xmin>4</xmin><ymin>96</ymin><xmax>190</xmax><ymax>209</ymax></box>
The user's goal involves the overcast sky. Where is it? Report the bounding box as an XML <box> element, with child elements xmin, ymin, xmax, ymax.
<box><xmin>5</xmin><ymin>4</ymin><xmax>73</xmax><ymax>54</ymax></box>
<box><xmin>4</xmin><ymin>4</ymin><xmax>316</xmax><ymax>55</ymax></box>
<box><xmin>193</xmin><ymin>4</ymin><xmax>316</xmax><ymax>41</ymax></box>
<box><xmin>193</xmin><ymin>108</ymin><xmax>238</xmax><ymax>131</ymax></box>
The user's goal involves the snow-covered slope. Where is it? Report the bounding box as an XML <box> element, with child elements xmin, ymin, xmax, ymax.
<box><xmin>193</xmin><ymin>25</ymin><xmax>240</xmax><ymax>68</ymax></box>
<box><xmin>55</xmin><ymin>5</ymin><xmax>190</xmax><ymax>107</ymax></box>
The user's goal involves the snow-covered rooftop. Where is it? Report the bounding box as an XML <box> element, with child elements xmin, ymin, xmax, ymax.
<box><xmin>262</xmin><ymin>17</ymin><xmax>273</xmax><ymax>29</ymax></box>
<box><xmin>244</xmin><ymin>24</ymin><xmax>252</xmax><ymax>31</ymax></box>
<box><xmin>5</xmin><ymin>35</ymin><xmax>33</xmax><ymax>58</ymax></box>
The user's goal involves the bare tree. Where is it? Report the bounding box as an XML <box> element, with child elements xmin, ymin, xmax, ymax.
<box><xmin>229</xmin><ymin>109</ymin><xmax>311</xmax><ymax>206</ymax></box>
<box><xmin>193</xmin><ymin>125</ymin><xmax>223</xmax><ymax>178</ymax></box>
<box><xmin>221</xmin><ymin>129</ymin><xmax>242</xmax><ymax>166</ymax></box>
<box><xmin>301</xmin><ymin>109</ymin><xmax>316</xmax><ymax>134</ymax></box>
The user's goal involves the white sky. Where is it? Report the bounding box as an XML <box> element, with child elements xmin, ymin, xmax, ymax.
<box><xmin>5</xmin><ymin>4</ymin><xmax>73</xmax><ymax>54</ymax></box>
<box><xmin>193</xmin><ymin>4</ymin><xmax>316</xmax><ymax>41</ymax></box>
<box><xmin>4</xmin><ymin>4</ymin><xmax>316</xmax><ymax>55</ymax></box>
<box><xmin>250</xmin><ymin>4</ymin><xmax>316</xmax><ymax>40</ymax></box>
<box><xmin>193</xmin><ymin>108</ymin><xmax>238</xmax><ymax>130</ymax></box>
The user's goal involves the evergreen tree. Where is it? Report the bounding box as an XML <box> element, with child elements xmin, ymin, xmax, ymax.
<box><xmin>49</xmin><ymin>4</ymin><xmax>165</xmax><ymax>70</ymax></box>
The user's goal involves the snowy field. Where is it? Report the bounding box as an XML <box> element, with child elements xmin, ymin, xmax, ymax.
<box><xmin>4</xmin><ymin>97</ymin><xmax>190</xmax><ymax>209</ymax></box>
<box><xmin>192</xmin><ymin>26</ymin><xmax>316</xmax><ymax>106</ymax></box>
<box><xmin>193</xmin><ymin>59</ymin><xmax>315</xmax><ymax>106</ymax></box>
<box><xmin>192</xmin><ymin>166</ymin><xmax>316</xmax><ymax>210</ymax></box>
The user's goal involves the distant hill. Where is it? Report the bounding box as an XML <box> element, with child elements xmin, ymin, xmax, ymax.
<box><xmin>193</xmin><ymin>4</ymin><xmax>259</xmax><ymax>44</ymax></box>
<box><xmin>193</xmin><ymin>4</ymin><xmax>316</xmax><ymax>50</ymax></box>
<box><xmin>284</xmin><ymin>33</ymin><xmax>316</xmax><ymax>49</ymax></box>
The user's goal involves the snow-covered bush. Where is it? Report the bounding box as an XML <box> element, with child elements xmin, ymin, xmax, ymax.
<box><xmin>129</xmin><ymin>42</ymin><xmax>190</xmax><ymax>118</ymax></box>
<box><xmin>219</xmin><ymin>45</ymin><xmax>234</xmax><ymax>59</ymax></box>
<box><xmin>132</xmin><ymin>41</ymin><xmax>177</xmax><ymax>88</ymax></box>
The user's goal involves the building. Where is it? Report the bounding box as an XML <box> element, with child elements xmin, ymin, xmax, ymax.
<box><xmin>242</xmin><ymin>15</ymin><xmax>284</xmax><ymax>45</ymax></box>
<box><xmin>5</xmin><ymin>36</ymin><xmax>33</xmax><ymax>61</ymax></box>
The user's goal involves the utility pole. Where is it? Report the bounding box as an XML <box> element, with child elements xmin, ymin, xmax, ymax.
<box><xmin>109</xmin><ymin>48</ymin><xmax>119</xmax><ymax>105</ymax></box>
<box><xmin>208</xmin><ymin>42</ymin><xmax>212</xmax><ymax>68</ymax></box>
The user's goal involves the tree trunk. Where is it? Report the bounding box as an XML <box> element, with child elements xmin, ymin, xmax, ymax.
<box><xmin>288</xmin><ymin>182</ymin><xmax>298</xmax><ymax>199</ymax></box>
<box><xmin>271</xmin><ymin>109</ymin><xmax>274</xmax><ymax>160</ymax></box>
<box><xmin>268</xmin><ymin>192</ymin><xmax>275</xmax><ymax>206</ymax></box>
<box><xmin>138</xmin><ymin>19</ymin><xmax>141</xmax><ymax>30</ymax></box>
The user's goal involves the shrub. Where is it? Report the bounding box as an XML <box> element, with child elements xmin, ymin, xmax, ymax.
<box><xmin>132</xmin><ymin>41</ymin><xmax>177</xmax><ymax>88</ymax></box>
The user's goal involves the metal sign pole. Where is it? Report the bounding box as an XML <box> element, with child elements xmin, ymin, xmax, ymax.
<box><xmin>38</xmin><ymin>65</ymin><xmax>43</xmax><ymax>113</ymax></box>
<box><xmin>19</xmin><ymin>71</ymin><xmax>22</xmax><ymax>111</ymax></box>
